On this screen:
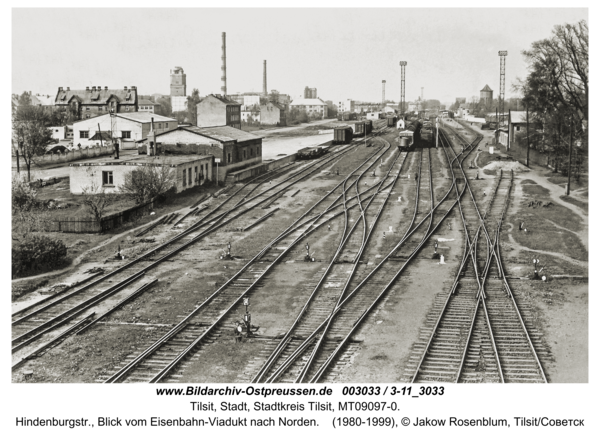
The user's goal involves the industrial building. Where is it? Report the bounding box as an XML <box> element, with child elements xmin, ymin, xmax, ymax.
<box><xmin>72</xmin><ymin>112</ymin><xmax>177</xmax><ymax>149</ymax></box>
<box><xmin>137</xmin><ymin>125</ymin><xmax>262</xmax><ymax>181</ymax></box>
<box><xmin>338</xmin><ymin>99</ymin><xmax>355</xmax><ymax>114</ymax></box>
<box><xmin>54</xmin><ymin>86</ymin><xmax>138</xmax><ymax>119</ymax></box>
<box><xmin>69</xmin><ymin>154</ymin><xmax>213</xmax><ymax>195</ymax></box>
<box><xmin>196</xmin><ymin>94</ymin><xmax>241</xmax><ymax>129</ymax></box>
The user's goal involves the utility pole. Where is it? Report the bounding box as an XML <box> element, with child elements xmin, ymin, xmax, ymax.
<box><xmin>567</xmin><ymin>116</ymin><xmax>573</xmax><ymax>195</ymax></box>
<box><xmin>526</xmin><ymin>106</ymin><xmax>530</xmax><ymax>167</ymax></box>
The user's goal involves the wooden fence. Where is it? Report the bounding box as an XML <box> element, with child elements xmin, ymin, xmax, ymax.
<box><xmin>47</xmin><ymin>198</ymin><xmax>156</xmax><ymax>234</ymax></box>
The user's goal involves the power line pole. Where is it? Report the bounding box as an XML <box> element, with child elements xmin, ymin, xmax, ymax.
<box><xmin>498</xmin><ymin>51</ymin><xmax>507</xmax><ymax>126</ymax></box>
<box><xmin>526</xmin><ymin>106</ymin><xmax>530</xmax><ymax>167</ymax></box>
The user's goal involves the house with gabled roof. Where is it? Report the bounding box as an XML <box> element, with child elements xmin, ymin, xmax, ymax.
<box><xmin>196</xmin><ymin>94</ymin><xmax>241</xmax><ymax>129</ymax></box>
<box><xmin>54</xmin><ymin>86</ymin><xmax>138</xmax><ymax>120</ymax></box>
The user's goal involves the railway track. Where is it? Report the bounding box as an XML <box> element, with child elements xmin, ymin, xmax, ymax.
<box><xmin>100</xmin><ymin>132</ymin><xmax>398</xmax><ymax>383</ymax></box>
<box><xmin>405</xmin><ymin>125</ymin><xmax>548</xmax><ymax>383</ymax></box>
<box><xmin>248</xmin><ymin>135</ymin><xmax>477</xmax><ymax>383</ymax></box>
<box><xmin>12</xmin><ymin>123</ymin><xmax>388</xmax><ymax>370</ymax></box>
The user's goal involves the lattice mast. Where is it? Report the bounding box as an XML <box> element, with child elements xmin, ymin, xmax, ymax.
<box><xmin>498</xmin><ymin>51</ymin><xmax>507</xmax><ymax>125</ymax></box>
<box><xmin>399</xmin><ymin>61</ymin><xmax>407</xmax><ymax>114</ymax></box>
<box><xmin>382</xmin><ymin>80</ymin><xmax>386</xmax><ymax>105</ymax></box>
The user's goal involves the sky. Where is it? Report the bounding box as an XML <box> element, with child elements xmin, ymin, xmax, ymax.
<box><xmin>12</xmin><ymin>8</ymin><xmax>588</xmax><ymax>105</ymax></box>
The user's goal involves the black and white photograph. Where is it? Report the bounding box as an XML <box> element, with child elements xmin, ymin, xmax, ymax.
<box><xmin>7</xmin><ymin>3</ymin><xmax>595</xmax><ymax>434</ymax></box>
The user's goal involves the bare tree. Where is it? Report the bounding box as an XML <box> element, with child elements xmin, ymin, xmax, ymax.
<box><xmin>81</xmin><ymin>180</ymin><xmax>115</xmax><ymax>223</ymax></box>
<box><xmin>119</xmin><ymin>159</ymin><xmax>176</xmax><ymax>205</ymax></box>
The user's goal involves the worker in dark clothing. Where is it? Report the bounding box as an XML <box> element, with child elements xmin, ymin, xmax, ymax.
<box><xmin>114</xmin><ymin>140</ymin><xmax>120</xmax><ymax>159</ymax></box>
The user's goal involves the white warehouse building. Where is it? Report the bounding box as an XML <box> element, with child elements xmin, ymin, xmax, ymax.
<box><xmin>72</xmin><ymin>112</ymin><xmax>177</xmax><ymax>150</ymax></box>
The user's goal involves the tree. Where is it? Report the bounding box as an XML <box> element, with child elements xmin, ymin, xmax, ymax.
<box><xmin>268</xmin><ymin>90</ymin><xmax>280</xmax><ymax>103</ymax></box>
<box><xmin>12</xmin><ymin>173</ymin><xmax>49</xmax><ymax>240</ymax></box>
<box><xmin>187</xmin><ymin>89</ymin><xmax>202</xmax><ymax>126</ymax></box>
<box><xmin>18</xmin><ymin>91</ymin><xmax>32</xmax><ymax>107</ymax></box>
<box><xmin>81</xmin><ymin>180</ymin><xmax>116</xmax><ymax>224</ymax></box>
<box><xmin>119</xmin><ymin>160</ymin><xmax>176</xmax><ymax>205</ymax></box>
<box><xmin>13</xmin><ymin>105</ymin><xmax>54</xmax><ymax>181</ymax></box>
<box><xmin>156</xmin><ymin>96</ymin><xmax>172</xmax><ymax>117</ymax></box>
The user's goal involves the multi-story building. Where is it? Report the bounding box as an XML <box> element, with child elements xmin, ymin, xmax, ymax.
<box><xmin>196</xmin><ymin>94</ymin><xmax>241</xmax><ymax>129</ymax></box>
<box><xmin>171</xmin><ymin>66</ymin><xmax>187</xmax><ymax>113</ymax></box>
<box><xmin>338</xmin><ymin>99</ymin><xmax>355</xmax><ymax>114</ymax></box>
<box><xmin>138</xmin><ymin>99</ymin><xmax>161</xmax><ymax>113</ymax></box>
<box><xmin>290</xmin><ymin>98</ymin><xmax>328</xmax><ymax>118</ymax></box>
<box><xmin>54</xmin><ymin>86</ymin><xmax>138</xmax><ymax>120</ymax></box>
<box><xmin>303</xmin><ymin>87</ymin><xmax>317</xmax><ymax>99</ymax></box>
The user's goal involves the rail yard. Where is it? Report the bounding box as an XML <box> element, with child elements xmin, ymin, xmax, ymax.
<box><xmin>11</xmin><ymin>118</ymin><xmax>587</xmax><ymax>384</ymax></box>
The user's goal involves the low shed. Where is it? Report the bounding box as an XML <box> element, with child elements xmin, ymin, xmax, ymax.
<box><xmin>70</xmin><ymin>154</ymin><xmax>214</xmax><ymax>195</ymax></box>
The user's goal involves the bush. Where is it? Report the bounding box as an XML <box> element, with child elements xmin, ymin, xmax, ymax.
<box><xmin>12</xmin><ymin>235</ymin><xmax>69</xmax><ymax>277</ymax></box>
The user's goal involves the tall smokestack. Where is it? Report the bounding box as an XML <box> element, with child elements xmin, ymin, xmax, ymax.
<box><xmin>263</xmin><ymin>60</ymin><xmax>267</xmax><ymax>96</ymax></box>
<box><xmin>221</xmin><ymin>32</ymin><xmax>227</xmax><ymax>96</ymax></box>
<box><xmin>382</xmin><ymin>80</ymin><xmax>386</xmax><ymax>105</ymax></box>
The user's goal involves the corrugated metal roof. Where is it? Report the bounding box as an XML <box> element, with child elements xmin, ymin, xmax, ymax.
<box><xmin>152</xmin><ymin>125</ymin><xmax>262</xmax><ymax>144</ymax></box>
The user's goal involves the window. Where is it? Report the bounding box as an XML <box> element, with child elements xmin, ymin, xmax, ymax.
<box><xmin>243</xmin><ymin>150</ymin><xmax>246</xmax><ymax>159</ymax></box>
<box><xmin>188</xmin><ymin>168</ymin><xmax>192</xmax><ymax>185</ymax></box>
<box><xmin>102</xmin><ymin>171</ymin><xmax>113</xmax><ymax>185</ymax></box>
<box><xmin>86</xmin><ymin>107</ymin><xmax>90</xmax><ymax>111</ymax></box>
<box><xmin>55</xmin><ymin>129</ymin><xmax>59</xmax><ymax>132</ymax></box>
<box><xmin>122</xmin><ymin>131</ymin><xmax>131</xmax><ymax>139</ymax></box>
<box><xmin>79</xmin><ymin>131</ymin><xmax>89</xmax><ymax>139</ymax></box>
<box><xmin>516</xmin><ymin>126</ymin><xmax>521</xmax><ymax>131</ymax></box>
<box><xmin>194</xmin><ymin>166</ymin><xmax>198</xmax><ymax>182</ymax></box>
<box><xmin>126</xmin><ymin>106</ymin><xmax>130</xmax><ymax>111</ymax></box>
<box><xmin>228</xmin><ymin>153</ymin><xmax>231</xmax><ymax>163</ymax></box>
<box><xmin>158</xmin><ymin>123</ymin><xmax>162</xmax><ymax>129</ymax></box>
<box><xmin>85</xmin><ymin>114</ymin><xmax>91</xmax><ymax>119</ymax></box>
<box><xmin>165</xmin><ymin>123</ymin><xmax>168</xmax><ymax>128</ymax></box>
<box><xmin>183</xmin><ymin>169</ymin><xmax>187</xmax><ymax>187</ymax></box>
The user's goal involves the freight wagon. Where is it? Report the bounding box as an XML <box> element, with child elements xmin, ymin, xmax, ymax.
<box><xmin>398</xmin><ymin>120</ymin><xmax>421</xmax><ymax>151</ymax></box>
<box><xmin>387</xmin><ymin>116</ymin><xmax>398</xmax><ymax>127</ymax></box>
<box><xmin>296</xmin><ymin>146</ymin><xmax>327</xmax><ymax>160</ymax></box>
<box><xmin>333</xmin><ymin>125</ymin><xmax>354</xmax><ymax>145</ymax></box>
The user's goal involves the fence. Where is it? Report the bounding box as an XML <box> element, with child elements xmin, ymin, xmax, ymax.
<box><xmin>507</xmin><ymin>138</ymin><xmax>550</xmax><ymax>168</ymax></box>
<box><xmin>35</xmin><ymin>144</ymin><xmax>113</xmax><ymax>167</ymax></box>
<box><xmin>47</xmin><ymin>198</ymin><xmax>156</xmax><ymax>234</ymax></box>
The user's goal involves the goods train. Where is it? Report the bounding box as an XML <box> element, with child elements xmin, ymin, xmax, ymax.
<box><xmin>333</xmin><ymin>125</ymin><xmax>353</xmax><ymax>145</ymax></box>
<box><xmin>398</xmin><ymin>120</ymin><xmax>422</xmax><ymax>151</ymax></box>
<box><xmin>353</xmin><ymin>120</ymin><xmax>373</xmax><ymax>137</ymax></box>
<box><xmin>386</xmin><ymin>115</ymin><xmax>398</xmax><ymax>127</ymax></box>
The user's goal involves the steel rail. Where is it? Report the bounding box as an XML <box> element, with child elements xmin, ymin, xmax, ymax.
<box><xmin>104</xmin><ymin>139</ymin><xmax>392</xmax><ymax>383</ymax></box>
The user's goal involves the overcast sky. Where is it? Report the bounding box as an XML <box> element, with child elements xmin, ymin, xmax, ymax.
<box><xmin>12</xmin><ymin>8</ymin><xmax>587</xmax><ymax>105</ymax></box>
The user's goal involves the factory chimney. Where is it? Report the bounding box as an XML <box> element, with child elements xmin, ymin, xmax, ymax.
<box><xmin>382</xmin><ymin>80</ymin><xmax>386</xmax><ymax>105</ymax></box>
<box><xmin>221</xmin><ymin>32</ymin><xmax>227</xmax><ymax>96</ymax></box>
<box><xmin>263</xmin><ymin>60</ymin><xmax>267</xmax><ymax>96</ymax></box>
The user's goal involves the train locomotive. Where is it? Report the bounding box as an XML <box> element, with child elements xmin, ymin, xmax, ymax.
<box><xmin>398</xmin><ymin>120</ymin><xmax>422</xmax><ymax>151</ymax></box>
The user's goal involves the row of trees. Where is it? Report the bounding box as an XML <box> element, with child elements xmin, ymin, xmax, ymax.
<box><xmin>515</xmin><ymin>20</ymin><xmax>588</xmax><ymax>170</ymax></box>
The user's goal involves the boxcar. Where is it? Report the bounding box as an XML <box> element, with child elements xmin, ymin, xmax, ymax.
<box><xmin>387</xmin><ymin>116</ymin><xmax>398</xmax><ymax>127</ymax></box>
<box><xmin>353</xmin><ymin>121</ymin><xmax>366</xmax><ymax>136</ymax></box>
<box><xmin>364</xmin><ymin>120</ymin><xmax>373</xmax><ymax>135</ymax></box>
<box><xmin>333</xmin><ymin>125</ymin><xmax>354</xmax><ymax>145</ymax></box>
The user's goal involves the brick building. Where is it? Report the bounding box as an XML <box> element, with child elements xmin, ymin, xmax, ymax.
<box><xmin>137</xmin><ymin>125</ymin><xmax>262</xmax><ymax>181</ymax></box>
<box><xmin>196</xmin><ymin>94</ymin><xmax>241</xmax><ymax>129</ymax></box>
<box><xmin>54</xmin><ymin>86</ymin><xmax>138</xmax><ymax>119</ymax></box>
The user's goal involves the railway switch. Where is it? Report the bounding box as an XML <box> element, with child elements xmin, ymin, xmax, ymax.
<box><xmin>220</xmin><ymin>242</ymin><xmax>234</xmax><ymax>260</ymax></box>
